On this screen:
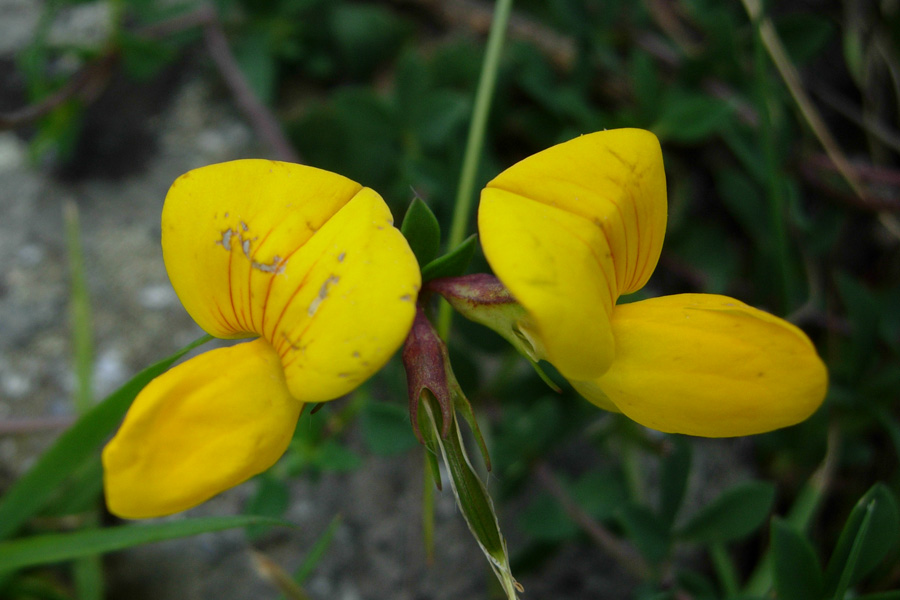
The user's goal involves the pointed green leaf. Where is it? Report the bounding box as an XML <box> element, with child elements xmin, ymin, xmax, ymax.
<box><xmin>824</xmin><ymin>483</ymin><xmax>900</xmax><ymax>592</ymax></box>
<box><xmin>401</xmin><ymin>196</ymin><xmax>441</xmax><ymax>266</ymax></box>
<box><xmin>421</xmin><ymin>234</ymin><xmax>477</xmax><ymax>281</ymax></box>
<box><xmin>659</xmin><ymin>437</ymin><xmax>692</xmax><ymax>527</ymax></box>
<box><xmin>677</xmin><ymin>481</ymin><xmax>775</xmax><ymax>543</ymax></box>
<box><xmin>0</xmin><ymin>335</ymin><xmax>212</xmax><ymax>540</ymax></box>
<box><xmin>0</xmin><ymin>516</ymin><xmax>287</xmax><ymax>572</ymax></box>
<box><xmin>771</xmin><ymin>518</ymin><xmax>824</xmax><ymax>600</ymax></box>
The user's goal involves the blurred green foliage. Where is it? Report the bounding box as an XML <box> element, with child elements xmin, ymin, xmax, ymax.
<box><xmin>3</xmin><ymin>0</ymin><xmax>900</xmax><ymax>597</ymax></box>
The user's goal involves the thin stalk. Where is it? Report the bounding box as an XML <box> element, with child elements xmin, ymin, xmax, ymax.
<box><xmin>437</xmin><ymin>0</ymin><xmax>514</xmax><ymax>339</ymax></box>
<box><xmin>63</xmin><ymin>202</ymin><xmax>103</xmax><ymax>600</ymax></box>
<box><xmin>64</xmin><ymin>202</ymin><xmax>93</xmax><ymax>415</ymax></box>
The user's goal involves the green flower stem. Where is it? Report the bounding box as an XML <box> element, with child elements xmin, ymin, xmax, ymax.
<box><xmin>437</xmin><ymin>0</ymin><xmax>514</xmax><ymax>339</ymax></box>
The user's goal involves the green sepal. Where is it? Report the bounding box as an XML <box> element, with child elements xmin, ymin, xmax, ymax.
<box><xmin>449</xmin><ymin>372</ymin><xmax>492</xmax><ymax>472</ymax></box>
<box><xmin>421</xmin><ymin>234</ymin><xmax>477</xmax><ymax>281</ymax></box>
<box><xmin>401</xmin><ymin>196</ymin><xmax>441</xmax><ymax>267</ymax></box>
<box><xmin>417</xmin><ymin>395</ymin><xmax>443</xmax><ymax>491</ymax></box>
<box><xmin>429</xmin><ymin>274</ymin><xmax>560</xmax><ymax>392</ymax></box>
<box><xmin>419</xmin><ymin>397</ymin><xmax>520</xmax><ymax>597</ymax></box>
<box><xmin>526</xmin><ymin>359</ymin><xmax>562</xmax><ymax>393</ymax></box>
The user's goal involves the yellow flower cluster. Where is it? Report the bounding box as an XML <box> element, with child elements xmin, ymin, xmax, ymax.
<box><xmin>103</xmin><ymin>130</ymin><xmax>827</xmax><ymax>518</ymax></box>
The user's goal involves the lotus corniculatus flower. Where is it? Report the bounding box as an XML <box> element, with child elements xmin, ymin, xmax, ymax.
<box><xmin>478</xmin><ymin>128</ymin><xmax>827</xmax><ymax>437</ymax></box>
<box><xmin>103</xmin><ymin>161</ymin><xmax>420</xmax><ymax>518</ymax></box>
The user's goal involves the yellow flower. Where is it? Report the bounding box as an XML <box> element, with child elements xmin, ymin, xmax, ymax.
<box><xmin>478</xmin><ymin>129</ymin><xmax>827</xmax><ymax>437</ymax></box>
<box><xmin>103</xmin><ymin>160</ymin><xmax>421</xmax><ymax>518</ymax></box>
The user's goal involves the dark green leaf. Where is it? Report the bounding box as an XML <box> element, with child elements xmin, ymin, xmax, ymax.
<box><xmin>361</xmin><ymin>401</ymin><xmax>419</xmax><ymax>456</ymax></box>
<box><xmin>118</xmin><ymin>32</ymin><xmax>177</xmax><ymax>81</ymax></box>
<box><xmin>659</xmin><ymin>437</ymin><xmax>692</xmax><ymax>527</ymax></box>
<box><xmin>394</xmin><ymin>50</ymin><xmax>429</xmax><ymax>129</ymax></box>
<box><xmin>835</xmin><ymin>273</ymin><xmax>881</xmax><ymax>383</ymax></box>
<box><xmin>245</xmin><ymin>475</ymin><xmax>291</xmax><ymax>540</ymax></box>
<box><xmin>771</xmin><ymin>518</ymin><xmax>824</xmax><ymax>600</ymax></box>
<box><xmin>401</xmin><ymin>197</ymin><xmax>441</xmax><ymax>267</ymax></box>
<box><xmin>571</xmin><ymin>469</ymin><xmax>629</xmax><ymax>522</ymax></box>
<box><xmin>775</xmin><ymin>14</ymin><xmax>835</xmax><ymax>66</ymax></box>
<box><xmin>313</xmin><ymin>440</ymin><xmax>362</xmax><ymax>472</ymax></box>
<box><xmin>653</xmin><ymin>91</ymin><xmax>735</xmax><ymax>143</ymax></box>
<box><xmin>824</xmin><ymin>483</ymin><xmax>900</xmax><ymax>592</ymax></box>
<box><xmin>714</xmin><ymin>168</ymin><xmax>769</xmax><ymax>250</ymax></box>
<box><xmin>421</xmin><ymin>234</ymin><xmax>478</xmax><ymax>281</ymax></box>
<box><xmin>670</xmin><ymin>223</ymin><xmax>740</xmax><ymax>294</ymax></box>
<box><xmin>677</xmin><ymin>481</ymin><xmax>775</xmax><ymax>543</ymax></box>
<box><xmin>0</xmin><ymin>516</ymin><xmax>287</xmax><ymax>572</ymax></box>
<box><xmin>41</xmin><ymin>458</ymin><xmax>104</xmax><ymax>517</ymax></box>
<box><xmin>234</xmin><ymin>30</ymin><xmax>278</xmax><ymax>105</ymax></box>
<box><xmin>616</xmin><ymin>503</ymin><xmax>670</xmax><ymax>564</ymax></box>
<box><xmin>329</xmin><ymin>4</ymin><xmax>409</xmax><ymax>79</ymax></box>
<box><xmin>854</xmin><ymin>593</ymin><xmax>900</xmax><ymax>600</ymax></box>
<box><xmin>629</xmin><ymin>50</ymin><xmax>662</xmax><ymax>116</ymax></box>
<box><xmin>416</xmin><ymin>90</ymin><xmax>470</xmax><ymax>149</ymax></box>
<box><xmin>0</xmin><ymin>336</ymin><xmax>212</xmax><ymax>540</ymax></box>
<box><xmin>519</xmin><ymin>494</ymin><xmax>577</xmax><ymax>541</ymax></box>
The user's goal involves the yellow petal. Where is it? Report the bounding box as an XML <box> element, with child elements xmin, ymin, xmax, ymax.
<box><xmin>478</xmin><ymin>129</ymin><xmax>667</xmax><ymax>380</ymax></box>
<box><xmin>162</xmin><ymin>160</ymin><xmax>363</xmax><ymax>339</ymax></box>
<box><xmin>102</xmin><ymin>339</ymin><xmax>302</xmax><ymax>518</ymax></box>
<box><xmin>479</xmin><ymin>187</ymin><xmax>617</xmax><ymax>379</ymax></box>
<box><xmin>161</xmin><ymin>160</ymin><xmax>421</xmax><ymax>402</ymax></box>
<box><xmin>484</xmin><ymin>129</ymin><xmax>667</xmax><ymax>296</ymax></box>
<box><xmin>265</xmin><ymin>187</ymin><xmax>421</xmax><ymax>402</ymax></box>
<box><xmin>574</xmin><ymin>294</ymin><xmax>828</xmax><ymax>437</ymax></box>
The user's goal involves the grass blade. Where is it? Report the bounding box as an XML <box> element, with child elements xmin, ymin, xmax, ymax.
<box><xmin>0</xmin><ymin>335</ymin><xmax>212</xmax><ymax>540</ymax></box>
<box><xmin>0</xmin><ymin>516</ymin><xmax>287</xmax><ymax>572</ymax></box>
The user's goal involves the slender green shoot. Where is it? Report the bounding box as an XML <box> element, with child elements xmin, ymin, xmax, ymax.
<box><xmin>438</xmin><ymin>0</ymin><xmax>514</xmax><ymax>339</ymax></box>
<box><xmin>64</xmin><ymin>201</ymin><xmax>104</xmax><ymax>600</ymax></box>
<box><xmin>64</xmin><ymin>202</ymin><xmax>94</xmax><ymax>414</ymax></box>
